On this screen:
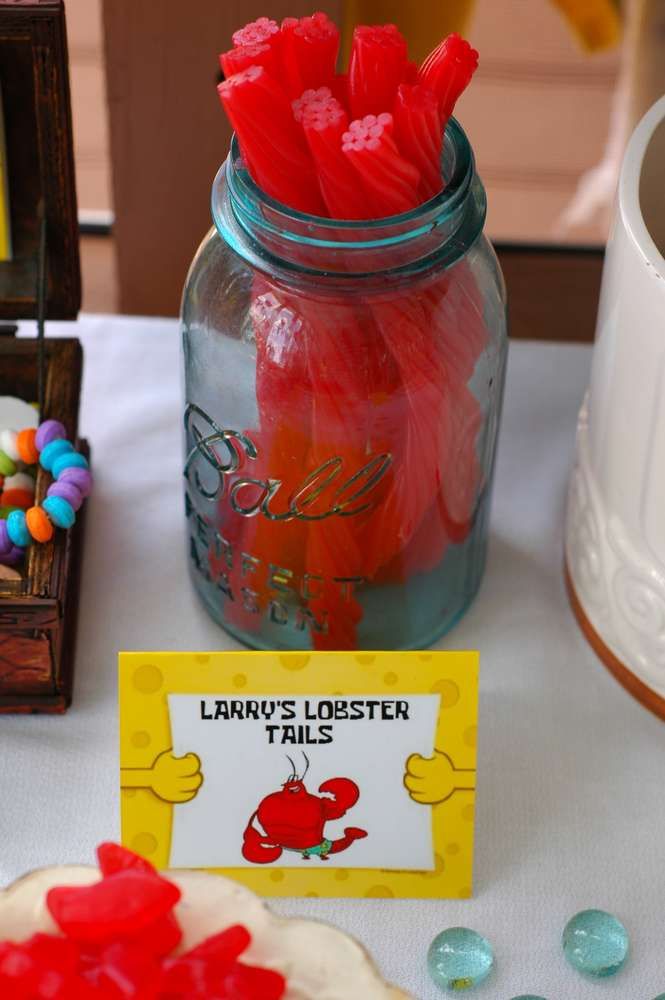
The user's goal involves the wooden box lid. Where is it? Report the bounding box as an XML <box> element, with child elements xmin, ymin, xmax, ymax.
<box><xmin>0</xmin><ymin>0</ymin><xmax>80</xmax><ymax>320</ymax></box>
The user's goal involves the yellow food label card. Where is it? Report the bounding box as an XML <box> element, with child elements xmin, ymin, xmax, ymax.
<box><xmin>119</xmin><ymin>650</ymin><xmax>479</xmax><ymax>899</ymax></box>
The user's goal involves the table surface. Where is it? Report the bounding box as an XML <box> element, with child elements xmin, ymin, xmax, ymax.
<box><xmin>4</xmin><ymin>315</ymin><xmax>665</xmax><ymax>1000</ymax></box>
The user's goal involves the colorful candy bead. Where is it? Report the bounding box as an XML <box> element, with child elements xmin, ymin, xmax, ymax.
<box><xmin>47</xmin><ymin>480</ymin><xmax>83</xmax><ymax>512</ymax></box>
<box><xmin>0</xmin><ymin>544</ymin><xmax>23</xmax><ymax>567</ymax></box>
<box><xmin>35</xmin><ymin>419</ymin><xmax>67</xmax><ymax>451</ymax></box>
<box><xmin>1</xmin><ymin>490</ymin><xmax>32</xmax><ymax>510</ymax></box>
<box><xmin>26</xmin><ymin>506</ymin><xmax>54</xmax><ymax>543</ymax></box>
<box><xmin>4</xmin><ymin>472</ymin><xmax>35</xmax><ymax>493</ymax></box>
<box><xmin>0</xmin><ymin>429</ymin><xmax>20</xmax><ymax>461</ymax></box>
<box><xmin>0</xmin><ymin>418</ymin><xmax>91</xmax><ymax>560</ymax></box>
<box><xmin>16</xmin><ymin>427</ymin><xmax>39</xmax><ymax>464</ymax></box>
<box><xmin>1</xmin><ymin>472</ymin><xmax>35</xmax><ymax>510</ymax></box>
<box><xmin>43</xmin><ymin>496</ymin><xmax>75</xmax><ymax>529</ymax></box>
<box><xmin>51</xmin><ymin>451</ymin><xmax>88</xmax><ymax>478</ymax></box>
<box><xmin>39</xmin><ymin>438</ymin><xmax>74</xmax><ymax>472</ymax></box>
<box><xmin>7</xmin><ymin>509</ymin><xmax>30</xmax><ymax>547</ymax></box>
<box><xmin>58</xmin><ymin>466</ymin><xmax>92</xmax><ymax>497</ymax></box>
<box><xmin>0</xmin><ymin>541</ymin><xmax>22</xmax><ymax>565</ymax></box>
<box><xmin>0</xmin><ymin>520</ymin><xmax>11</xmax><ymax>556</ymax></box>
<box><xmin>0</xmin><ymin>450</ymin><xmax>17</xmax><ymax>477</ymax></box>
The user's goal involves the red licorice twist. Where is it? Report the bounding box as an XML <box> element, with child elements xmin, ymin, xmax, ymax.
<box><xmin>418</xmin><ymin>31</ymin><xmax>479</xmax><ymax>123</ymax></box>
<box><xmin>280</xmin><ymin>12</ymin><xmax>340</xmax><ymax>98</ymax></box>
<box><xmin>219</xmin><ymin>42</ymin><xmax>278</xmax><ymax>79</ymax></box>
<box><xmin>348</xmin><ymin>23</ymin><xmax>408</xmax><ymax>119</ymax></box>
<box><xmin>342</xmin><ymin>112</ymin><xmax>421</xmax><ymax>216</ymax></box>
<box><xmin>217</xmin><ymin>65</ymin><xmax>325</xmax><ymax>215</ymax></box>
<box><xmin>393</xmin><ymin>82</ymin><xmax>445</xmax><ymax>199</ymax></box>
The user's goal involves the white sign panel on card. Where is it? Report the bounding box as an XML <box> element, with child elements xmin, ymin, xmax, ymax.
<box><xmin>167</xmin><ymin>693</ymin><xmax>438</xmax><ymax>870</ymax></box>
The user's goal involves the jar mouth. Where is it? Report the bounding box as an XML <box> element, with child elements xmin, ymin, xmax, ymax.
<box><xmin>212</xmin><ymin>116</ymin><xmax>485</xmax><ymax>279</ymax></box>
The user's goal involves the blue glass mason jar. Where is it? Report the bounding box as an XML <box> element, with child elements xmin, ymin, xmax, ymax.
<box><xmin>181</xmin><ymin>118</ymin><xmax>507</xmax><ymax>651</ymax></box>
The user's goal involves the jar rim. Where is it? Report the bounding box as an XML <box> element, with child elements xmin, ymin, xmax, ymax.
<box><xmin>214</xmin><ymin>116</ymin><xmax>477</xmax><ymax>253</ymax></box>
<box><xmin>212</xmin><ymin>116</ymin><xmax>486</xmax><ymax>281</ymax></box>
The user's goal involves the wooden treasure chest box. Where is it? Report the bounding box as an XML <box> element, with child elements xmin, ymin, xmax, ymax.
<box><xmin>0</xmin><ymin>0</ymin><xmax>86</xmax><ymax>712</ymax></box>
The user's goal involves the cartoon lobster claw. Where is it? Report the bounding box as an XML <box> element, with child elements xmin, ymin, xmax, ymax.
<box><xmin>241</xmin><ymin>822</ymin><xmax>283</xmax><ymax>865</ymax></box>
<box><xmin>318</xmin><ymin>776</ymin><xmax>360</xmax><ymax>818</ymax></box>
<box><xmin>242</xmin><ymin>754</ymin><xmax>368</xmax><ymax>864</ymax></box>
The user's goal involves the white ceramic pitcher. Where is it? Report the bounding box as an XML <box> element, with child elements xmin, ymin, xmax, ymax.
<box><xmin>566</xmin><ymin>94</ymin><xmax>665</xmax><ymax>718</ymax></box>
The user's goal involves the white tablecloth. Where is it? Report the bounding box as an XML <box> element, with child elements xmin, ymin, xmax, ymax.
<box><xmin>3</xmin><ymin>315</ymin><xmax>665</xmax><ymax>1000</ymax></box>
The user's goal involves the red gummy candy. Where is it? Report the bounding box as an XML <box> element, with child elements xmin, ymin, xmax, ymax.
<box><xmin>25</xmin><ymin>933</ymin><xmax>80</xmax><ymax>976</ymax></box>
<box><xmin>219</xmin><ymin>960</ymin><xmax>286</xmax><ymax>1000</ymax></box>
<box><xmin>133</xmin><ymin>912</ymin><xmax>183</xmax><ymax>958</ymax></box>
<box><xmin>160</xmin><ymin>925</ymin><xmax>285</xmax><ymax>1000</ymax></box>
<box><xmin>1</xmin><ymin>845</ymin><xmax>285</xmax><ymax>999</ymax></box>
<box><xmin>159</xmin><ymin>925</ymin><xmax>250</xmax><ymax>993</ymax></box>
<box><xmin>0</xmin><ymin>935</ymin><xmax>86</xmax><ymax>1000</ymax></box>
<box><xmin>47</xmin><ymin>870</ymin><xmax>181</xmax><ymax>944</ymax></box>
<box><xmin>0</xmin><ymin>942</ymin><xmax>36</xmax><ymax>987</ymax></box>
<box><xmin>84</xmin><ymin>941</ymin><xmax>160</xmax><ymax>999</ymax></box>
<box><xmin>184</xmin><ymin>925</ymin><xmax>251</xmax><ymax>967</ymax></box>
<box><xmin>97</xmin><ymin>842</ymin><xmax>157</xmax><ymax>878</ymax></box>
<box><xmin>0</xmin><ymin>945</ymin><xmax>73</xmax><ymax>999</ymax></box>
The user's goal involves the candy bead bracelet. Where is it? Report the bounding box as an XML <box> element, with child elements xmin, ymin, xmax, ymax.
<box><xmin>0</xmin><ymin>418</ymin><xmax>92</xmax><ymax>567</ymax></box>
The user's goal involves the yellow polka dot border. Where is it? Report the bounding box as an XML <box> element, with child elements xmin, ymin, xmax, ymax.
<box><xmin>132</xmin><ymin>663</ymin><xmax>163</xmax><ymax>694</ymax></box>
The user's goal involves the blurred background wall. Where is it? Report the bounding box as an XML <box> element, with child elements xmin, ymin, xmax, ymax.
<box><xmin>68</xmin><ymin>0</ymin><xmax>624</xmax><ymax>316</ymax></box>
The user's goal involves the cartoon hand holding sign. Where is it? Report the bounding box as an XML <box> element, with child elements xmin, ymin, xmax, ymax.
<box><xmin>404</xmin><ymin>750</ymin><xmax>476</xmax><ymax>805</ymax></box>
<box><xmin>120</xmin><ymin>750</ymin><xmax>203</xmax><ymax>803</ymax></box>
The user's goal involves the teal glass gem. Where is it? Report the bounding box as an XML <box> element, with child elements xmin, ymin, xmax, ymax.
<box><xmin>427</xmin><ymin>927</ymin><xmax>494</xmax><ymax>992</ymax></box>
<box><xmin>562</xmin><ymin>909</ymin><xmax>629</xmax><ymax>978</ymax></box>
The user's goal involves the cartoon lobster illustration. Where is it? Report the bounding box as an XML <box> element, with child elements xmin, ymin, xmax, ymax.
<box><xmin>242</xmin><ymin>754</ymin><xmax>368</xmax><ymax>863</ymax></box>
